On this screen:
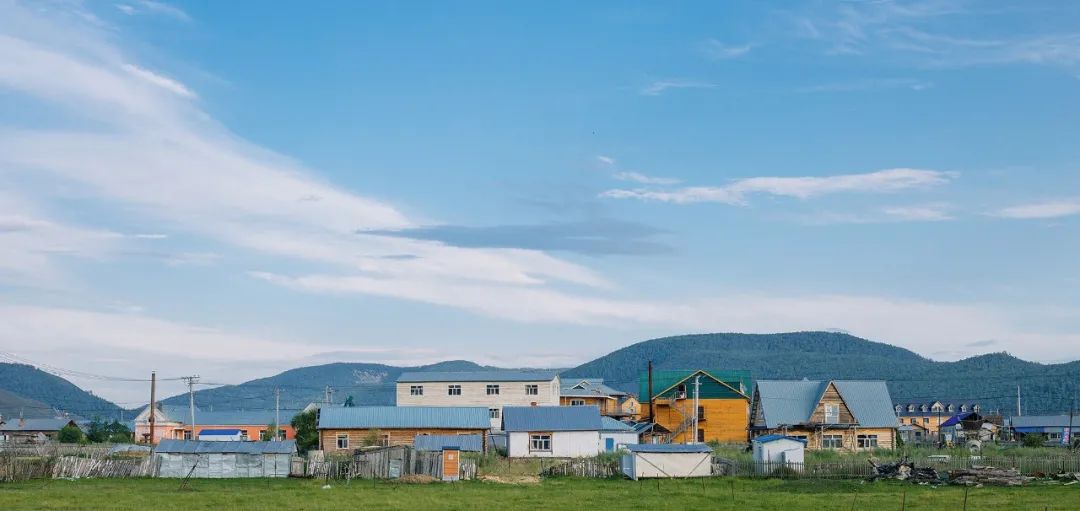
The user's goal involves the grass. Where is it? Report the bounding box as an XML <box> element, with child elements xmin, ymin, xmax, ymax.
<box><xmin>1</xmin><ymin>477</ymin><xmax>1078</xmax><ymax>510</ymax></box>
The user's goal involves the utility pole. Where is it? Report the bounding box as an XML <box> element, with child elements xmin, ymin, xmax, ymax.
<box><xmin>691</xmin><ymin>375</ymin><xmax>701</xmax><ymax>444</ymax></box>
<box><xmin>1017</xmin><ymin>385</ymin><xmax>1022</xmax><ymax>417</ymax></box>
<box><xmin>275</xmin><ymin>387</ymin><xmax>281</xmax><ymax>440</ymax></box>
<box><xmin>149</xmin><ymin>371</ymin><xmax>156</xmax><ymax>444</ymax></box>
<box><xmin>647</xmin><ymin>361</ymin><xmax>654</xmax><ymax>424</ymax></box>
<box><xmin>181</xmin><ymin>375</ymin><xmax>200</xmax><ymax>440</ymax></box>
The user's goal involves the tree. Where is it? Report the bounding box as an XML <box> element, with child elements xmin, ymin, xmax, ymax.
<box><xmin>85</xmin><ymin>418</ymin><xmax>133</xmax><ymax>443</ymax></box>
<box><xmin>290</xmin><ymin>410</ymin><xmax>318</xmax><ymax>453</ymax></box>
<box><xmin>260</xmin><ymin>423</ymin><xmax>279</xmax><ymax>441</ymax></box>
<box><xmin>57</xmin><ymin>423</ymin><xmax>86</xmax><ymax>444</ymax></box>
<box><xmin>1022</xmin><ymin>433</ymin><xmax>1045</xmax><ymax>448</ymax></box>
<box><xmin>362</xmin><ymin>428</ymin><xmax>382</xmax><ymax>447</ymax></box>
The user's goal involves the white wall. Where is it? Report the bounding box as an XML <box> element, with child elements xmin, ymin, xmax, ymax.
<box><xmin>507</xmin><ymin>430</ymin><xmax>600</xmax><ymax>458</ymax></box>
<box><xmin>627</xmin><ymin>452</ymin><xmax>712</xmax><ymax>479</ymax></box>
<box><xmin>600</xmin><ymin>432</ymin><xmax>638</xmax><ymax>451</ymax></box>
<box><xmin>752</xmin><ymin>439</ymin><xmax>805</xmax><ymax>473</ymax></box>
<box><xmin>396</xmin><ymin>377</ymin><xmax>560</xmax><ymax>429</ymax></box>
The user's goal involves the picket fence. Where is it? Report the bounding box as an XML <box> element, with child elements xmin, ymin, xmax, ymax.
<box><xmin>0</xmin><ymin>454</ymin><xmax>157</xmax><ymax>482</ymax></box>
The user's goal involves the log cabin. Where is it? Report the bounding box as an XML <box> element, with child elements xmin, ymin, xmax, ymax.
<box><xmin>637</xmin><ymin>369</ymin><xmax>752</xmax><ymax>443</ymax></box>
<box><xmin>750</xmin><ymin>380</ymin><xmax>899</xmax><ymax>451</ymax></box>
<box><xmin>317</xmin><ymin>406</ymin><xmax>489</xmax><ymax>453</ymax></box>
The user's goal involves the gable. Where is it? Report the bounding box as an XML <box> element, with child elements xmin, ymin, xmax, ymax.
<box><xmin>809</xmin><ymin>382</ymin><xmax>855</xmax><ymax>424</ymax></box>
<box><xmin>753</xmin><ymin>380</ymin><xmax>826</xmax><ymax>428</ymax></box>
<box><xmin>644</xmin><ymin>369</ymin><xmax>750</xmax><ymax>402</ymax></box>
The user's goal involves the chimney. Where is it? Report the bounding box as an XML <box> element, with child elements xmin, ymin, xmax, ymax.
<box><xmin>18</xmin><ymin>416</ymin><xmax>25</xmax><ymax>428</ymax></box>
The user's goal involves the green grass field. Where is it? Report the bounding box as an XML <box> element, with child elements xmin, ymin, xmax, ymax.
<box><xmin>1</xmin><ymin>477</ymin><xmax>1077</xmax><ymax>510</ymax></box>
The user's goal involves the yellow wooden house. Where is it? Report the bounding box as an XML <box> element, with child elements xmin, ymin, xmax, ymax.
<box><xmin>637</xmin><ymin>369</ymin><xmax>751</xmax><ymax>444</ymax></box>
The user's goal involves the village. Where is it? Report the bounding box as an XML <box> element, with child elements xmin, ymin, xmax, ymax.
<box><xmin>2</xmin><ymin>367</ymin><xmax>1077</xmax><ymax>487</ymax></box>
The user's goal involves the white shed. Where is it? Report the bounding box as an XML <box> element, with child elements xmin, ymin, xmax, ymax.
<box><xmin>600</xmin><ymin>417</ymin><xmax>638</xmax><ymax>452</ymax></box>
<box><xmin>751</xmin><ymin>434</ymin><xmax>806</xmax><ymax>473</ymax></box>
<box><xmin>620</xmin><ymin>444</ymin><xmax>713</xmax><ymax>480</ymax></box>
<box><xmin>502</xmin><ymin>406</ymin><xmax>603</xmax><ymax>458</ymax></box>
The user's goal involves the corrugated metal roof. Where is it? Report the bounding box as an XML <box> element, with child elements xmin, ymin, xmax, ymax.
<box><xmin>146</xmin><ymin>406</ymin><xmax>301</xmax><ymax>426</ymax></box>
<box><xmin>754</xmin><ymin>380</ymin><xmax>827</xmax><ymax>428</ymax></box>
<box><xmin>753</xmin><ymin>434</ymin><xmax>807</xmax><ymax>444</ymax></box>
<box><xmin>832</xmin><ymin>381</ymin><xmax>899</xmax><ymax>428</ymax></box>
<box><xmin>1011</xmin><ymin>415</ymin><xmax>1072</xmax><ymax>428</ymax></box>
<box><xmin>639</xmin><ymin>369</ymin><xmax>751</xmax><ymax>402</ymax></box>
<box><xmin>396</xmin><ymin>370</ymin><xmax>559</xmax><ymax>383</ymax></box>
<box><xmin>0</xmin><ymin>418</ymin><xmax>74</xmax><ymax>432</ymax></box>
<box><xmin>560</xmin><ymin>378</ymin><xmax>626</xmax><ymax>398</ymax></box>
<box><xmin>600</xmin><ymin>416</ymin><xmax>633</xmax><ymax>431</ymax></box>
<box><xmin>412</xmin><ymin>434</ymin><xmax>484</xmax><ymax>452</ymax></box>
<box><xmin>154</xmin><ymin>439</ymin><xmax>296</xmax><ymax>454</ymax></box>
<box><xmin>625</xmin><ymin>443</ymin><xmax>712</xmax><ymax>453</ymax></box>
<box><xmin>318</xmin><ymin>406</ymin><xmax>490</xmax><ymax>429</ymax></box>
<box><xmin>754</xmin><ymin>380</ymin><xmax>898</xmax><ymax>429</ymax></box>
<box><xmin>939</xmin><ymin>412</ymin><xmax>975</xmax><ymax>428</ymax></box>
<box><xmin>502</xmin><ymin>405</ymin><xmax>602</xmax><ymax>432</ymax></box>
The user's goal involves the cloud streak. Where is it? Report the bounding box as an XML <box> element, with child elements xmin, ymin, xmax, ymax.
<box><xmin>703</xmin><ymin>39</ymin><xmax>753</xmax><ymax>60</ymax></box>
<box><xmin>639</xmin><ymin>79</ymin><xmax>716</xmax><ymax>96</ymax></box>
<box><xmin>601</xmin><ymin>168</ymin><xmax>954</xmax><ymax>205</ymax></box>
<box><xmin>994</xmin><ymin>199</ymin><xmax>1080</xmax><ymax>219</ymax></box>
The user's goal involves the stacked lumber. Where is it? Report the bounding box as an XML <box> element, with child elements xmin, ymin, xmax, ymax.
<box><xmin>948</xmin><ymin>466</ymin><xmax>1032</xmax><ymax>486</ymax></box>
<box><xmin>867</xmin><ymin>458</ymin><xmax>940</xmax><ymax>484</ymax></box>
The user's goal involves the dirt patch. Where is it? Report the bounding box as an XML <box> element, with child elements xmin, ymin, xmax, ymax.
<box><xmin>477</xmin><ymin>474</ymin><xmax>541</xmax><ymax>485</ymax></box>
<box><xmin>395</xmin><ymin>475</ymin><xmax>438</xmax><ymax>484</ymax></box>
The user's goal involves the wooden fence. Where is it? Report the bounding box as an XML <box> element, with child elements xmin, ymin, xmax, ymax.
<box><xmin>718</xmin><ymin>455</ymin><xmax>1080</xmax><ymax>480</ymax></box>
<box><xmin>542</xmin><ymin>458</ymin><xmax>620</xmax><ymax>478</ymax></box>
<box><xmin>0</xmin><ymin>453</ymin><xmax>157</xmax><ymax>482</ymax></box>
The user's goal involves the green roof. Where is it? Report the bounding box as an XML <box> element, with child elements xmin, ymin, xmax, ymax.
<box><xmin>639</xmin><ymin>369</ymin><xmax>751</xmax><ymax>403</ymax></box>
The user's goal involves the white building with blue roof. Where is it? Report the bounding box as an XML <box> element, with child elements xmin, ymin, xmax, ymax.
<box><xmin>395</xmin><ymin>370</ymin><xmax>560</xmax><ymax>429</ymax></box>
<box><xmin>502</xmin><ymin>405</ymin><xmax>603</xmax><ymax>458</ymax></box>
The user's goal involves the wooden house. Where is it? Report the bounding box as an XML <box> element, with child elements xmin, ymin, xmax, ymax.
<box><xmin>317</xmin><ymin>406</ymin><xmax>489</xmax><ymax>453</ymax></box>
<box><xmin>0</xmin><ymin>418</ymin><xmax>79</xmax><ymax>445</ymax></box>
<box><xmin>395</xmin><ymin>371</ymin><xmax>560</xmax><ymax>430</ymax></box>
<box><xmin>502</xmin><ymin>405</ymin><xmax>603</xmax><ymax>458</ymax></box>
<box><xmin>559</xmin><ymin>378</ymin><xmax>636</xmax><ymax>417</ymax></box>
<box><xmin>750</xmin><ymin>380</ymin><xmax>899</xmax><ymax>451</ymax></box>
<box><xmin>637</xmin><ymin>369</ymin><xmax>751</xmax><ymax>443</ymax></box>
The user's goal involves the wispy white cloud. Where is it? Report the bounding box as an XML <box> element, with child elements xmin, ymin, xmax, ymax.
<box><xmin>994</xmin><ymin>199</ymin><xmax>1080</xmax><ymax>219</ymax></box>
<box><xmin>612</xmin><ymin>171</ymin><xmax>681</xmax><ymax>185</ymax></box>
<box><xmin>114</xmin><ymin>0</ymin><xmax>190</xmax><ymax>22</ymax></box>
<box><xmin>121</xmin><ymin>64</ymin><xmax>196</xmax><ymax>98</ymax></box>
<box><xmin>640</xmin><ymin>79</ymin><xmax>716</xmax><ymax>96</ymax></box>
<box><xmin>798</xmin><ymin>77</ymin><xmax>933</xmax><ymax>93</ymax></box>
<box><xmin>601</xmin><ymin>168</ymin><xmax>954</xmax><ymax>205</ymax></box>
<box><xmin>702</xmin><ymin>39</ymin><xmax>753</xmax><ymax>60</ymax></box>
<box><xmin>882</xmin><ymin>203</ymin><xmax>954</xmax><ymax>221</ymax></box>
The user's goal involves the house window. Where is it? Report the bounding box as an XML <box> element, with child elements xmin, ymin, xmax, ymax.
<box><xmin>336</xmin><ymin>434</ymin><xmax>349</xmax><ymax>449</ymax></box>
<box><xmin>1048</xmin><ymin>432</ymin><xmax>1062</xmax><ymax>441</ymax></box>
<box><xmin>697</xmin><ymin>429</ymin><xmax>705</xmax><ymax>442</ymax></box>
<box><xmin>921</xmin><ymin>405</ymin><xmax>929</xmax><ymax>413</ymax></box>
<box><xmin>822</xmin><ymin>435</ymin><xmax>843</xmax><ymax>449</ymax></box>
<box><xmin>381</xmin><ymin>434</ymin><xmax>390</xmax><ymax>447</ymax></box>
<box><xmin>525</xmin><ymin>384</ymin><xmax>539</xmax><ymax>395</ymax></box>
<box><xmin>947</xmin><ymin>405</ymin><xmax>955</xmax><ymax>413</ymax></box>
<box><xmin>960</xmin><ymin>404</ymin><xmax>968</xmax><ymax>413</ymax></box>
<box><xmin>895</xmin><ymin>405</ymin><xmax>902</xmax><ymax>414</ymax></box>
<box><xmin>570</xmin><ymin>399</ymin><xmax>585</xmax><ymax>406</ymax></box>
<box><xmin>908</xmin><ymin>405</ymin><xmax>915</xmax><ymax>413</ymax></box>
<box><xmin>973</xmin><ymin>404</ymin><xmax>980</xmax><ymax>413</ymax></box>
<box><xmin>931</xmin><ymin>403</ymin><xmax>943</xmax><ymax>413</ymax></box>
<box><xmin>183</xmin><ymin>430</ymin><xmax>192</xmax><ymax>440</ymax></box>
<box><xmin>489</xmin><ymin>408</ymin><xmax>500</xmax><ymax>419</ymax></box>
<box><xmin>923</xmin><ymin>418</ymin><xmax>929</xmax><ymax>425</ymax></box>
<box><xmin>824</xmin><ymin>403</ymin><xmax>839</xmax><ymax>423</ymax></box>
<box><xmin>240</xmin><ymin>430</ymin><xmax>249</xmax><ymax>441</ymax></box>
<box><xmin>857</xmin><ymin>435</ymin><xmax>879</xmax><ymax>449</ymax></box>
<box><xmin>486</xmin><ymin>384</ymin><xmax>500</xmax><ymax>395</ymax></box>
<box><xmin>529</xmin><ymin>433</ymin><xmax>551</xmax><ymax>452</ymax></box>
<box><xmin>676</xmin><ymin>384</ymin><xmax>687</xmax><ymax>398</ymax></box>
<box><xmin>697</xmin><ymin>406</ymin><xmax>706</xmax><ymax>421</ymax></box>
<box><xmin>448</xmin><ymin>385</ymin><xmax>462</xmax><ymax>396</ymax></box>
<box><xmin>258</xmin><ymin>430</ymin><xmax>267</xmax><ymax>439</ymax></box>
<box><xmin>410</xmin><ymin>385</ymin><xmax>424</xmax><ymax>396</ymax></box>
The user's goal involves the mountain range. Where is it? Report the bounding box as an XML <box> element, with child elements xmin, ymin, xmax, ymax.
<box><xmin>1</xmin><ymin>332</ymin><xmax>1078</xmax><ymax>421</ymax></box>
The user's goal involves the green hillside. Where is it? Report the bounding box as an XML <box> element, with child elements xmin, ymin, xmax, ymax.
<box><xmin>562</xmin><ymin>332</ymin><xmax>1080</xmax><ymax>415</ymax></box>
<box><xmin>0</xmin><ymin>364</ymin><xmax>124</xmax><ymax>420</ymax></box>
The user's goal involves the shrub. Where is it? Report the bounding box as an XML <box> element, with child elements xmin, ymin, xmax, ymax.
<box><xmin>57</xmin><ymin>424</ymin><xmax>86</xmax><ymax>444</ymax></box>
<box><xmin>1022</xmin><ymin>434</ymin><xmax>1045</xmax><ymax>448</ymax></box>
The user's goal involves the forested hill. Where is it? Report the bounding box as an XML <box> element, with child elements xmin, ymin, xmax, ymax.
<box><xmin>0</xmin><ymin>363</ymin><xmax>124</xmax><ymax>419</ymax></box>
<box><xmin>562</xmin><ymin>332</ymin><xmax>1080</xmax><ymax>416</ymax></box>
<box><xmin>157</xmin><ymin>360</ymin><xmax>499</xmax><ymax>411</ymax></box>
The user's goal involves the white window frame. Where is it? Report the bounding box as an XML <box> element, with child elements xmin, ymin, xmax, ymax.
<box><xmin>822</xmin><ymin>434</ymin><xmax>843</xmax><ymax>449</ymax></box>
<box><xmin>489</xmin><ymin>408</ymin><xmax>500</xmax><ymax>419</ymax></box>
<box><xmin>240</xmin><ymin>430</ymin><xmax>249</xmax><ymax>441</ymax></box>
<box><xmin>448</xmin><ymin>384</ymin><xmax>462</xmax><ymax>396</ymax></box>
<box><xmin>525</xmin><ymin>384</ymin><xmax>539</xmax><ymax>395</ymax></box>
<box><xmin>529</xmin><ymin>433</ymin><xmax>552</xmax><ymax>452</ymax></box>
<box><xmin>824</xmin><ymin>403</ymin><xmax>839</xmax><ymax>423</ymax></box>
<box><xmin>857</xmin><ymin>434</ymin><xmax>878</xmax><ymax>449</ymax></box>
<box><xmin>410</xmin><ymin>385</ymin><xmax>424</xmax><ymax>396</ymax></box>
<box><xmin>336</xmin><ymin>434</ymin><xmax>349</xmax><ymax>449</ymax></box>
<box><xmin>486</xmin><ymin>384</ymin><xmax>500</xmax><ymax>396</ymax></box>
<box><xmin>570</xmin><ymin>399</ymin><xmax>586</xmax><ymax>406</ymax></box>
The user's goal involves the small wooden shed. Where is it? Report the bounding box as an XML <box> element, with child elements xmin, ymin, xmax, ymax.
<box><xmin>620</xmin><ymin>444</ymin><xmax>712</xmax><ymax>480</ymax></box>
<box><xmin>154</xmin><ymin>440</ymin><xmax>296</xmax><ymax>478</ymax></box>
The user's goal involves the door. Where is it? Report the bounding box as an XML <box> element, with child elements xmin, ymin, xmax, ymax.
<box><xmin>605</xmin><ymin>437</ymin><xmax>615</xmax><ymax>451</ymax></box>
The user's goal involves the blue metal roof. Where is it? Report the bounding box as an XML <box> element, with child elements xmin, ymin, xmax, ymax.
<box><xmin>600</xmin><ymin>416</ymin><xmax>634</xmax><ymax>432</ymax></box>
<box><xmin>560</xmin><ymin>378</ymin><xmax>626</xmax><ymax>398</ymax></box>
<box><xmin>754</xmin><ymin>380</ymin><xmax>898</xmax><ymax>429</ymax></box>
<box><xmin>939</xmin><ymin>412</ymin><xmax>976</xmax><ymax>428</ymax></box>
<box><xmin>0</xmin><ymin>418</ymin><xmax>75</xmax><ymax>432</ymax></box>
<box><xmin>502</xmin><ymin>405</ymin><xmax>602</xmax><ymax>432</ymax></box>
<box><xmin>753</xmin><ymin>434</ymin><xmax>807</xmax><ymax>444</ymax></box>
<box><xmin>396</xmin><ymin>370</ymin><xmax>559</xmax><ymax>383</ymax></box>
<box><xmin>412</xmin><ymin>434</ymin><xmax>484</xmax><ymax>452</ymax></box>
<box><xmin>318</xmin><ymin>406</ymin><xmax>490</xmax><ymax>429</ymax></box>
<box><xmin>1011</xmin><ymin>415</ymin><xmax>1072</xmax><ymax>429</ymax></box>
<box><xmin>625</xmin><ymin>443</ymin><xmax>712</xmax><ymax>453</ymax></box>
<box><xmin>150</xmin><ymin>406</ymin><xmax>301</xmax><ymax>426</ymax></box>
<box><xmin>154</xmin><ymin>439</ymin><xmax>296</xmax><ymax>454</ymax></box>
<box><xmin>199</xmin><ymin>429</ymin><xmax>243</xmax><ymax>435</ymax></box>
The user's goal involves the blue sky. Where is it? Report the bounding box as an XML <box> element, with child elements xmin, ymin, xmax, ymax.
<box><xmin>1</xmin><ymin>0</ymin><xmax>1079</xmax><ymax>403</ymax></box>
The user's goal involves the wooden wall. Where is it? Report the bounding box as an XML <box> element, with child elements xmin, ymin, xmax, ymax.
<box><xmin>809</xmin><ymin>383</ymin><xmax>855</xmax><ymax>424</ymax></box>
<box><xmin>319</xmin><ymin>428</ymin><xmax>487</xmax><ymax>453</ymax></box>
<box><xmin>756</xmin><ymin>427</ymin><xmax>895</xmax><ymax>451</ymax></box>
<box><xmin>650</xmin><ymin>398</ymin><xmax>748</xmax><ymax>443</ymax></box>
